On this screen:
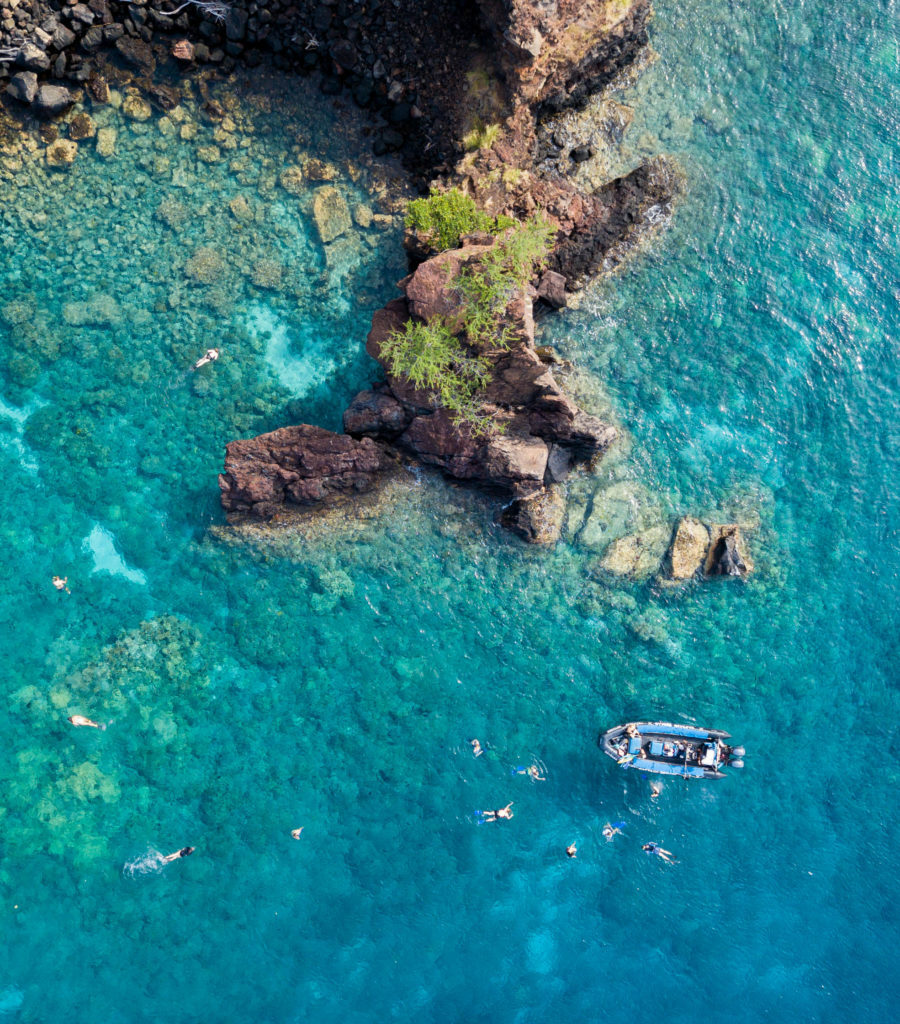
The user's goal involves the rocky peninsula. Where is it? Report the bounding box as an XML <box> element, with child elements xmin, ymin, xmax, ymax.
<box><xmin>1</xmin><ymin>0</ymin><xmax>752</xmax><ymax>569</ymax></box>
<box><xmin>211</xmin><ymin>0</ymin><xmax>681</xmax><ymax>543</ymax></box>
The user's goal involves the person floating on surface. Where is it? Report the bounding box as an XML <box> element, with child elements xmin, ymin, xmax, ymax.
<box><xmin>566</xmin><ymin>843</ymin><xmax>577</xmax><ymax>858</ymax></box>
<box><xmin>291</xmin><ymin>828</ymin><xmax>304</xmax><ymax>840</ymax></box>
<box><xmin>479</xmin><ymin>802</ymin><xmax>514</xmax><ymax>822</ymax></box>
<box><xmin>650</xmin><ymin>782</ymin><xmax>662</xmax><ymax>799</ymax></box>
<box><xmin>470</xmin><ymin>738</ymin><xmax>484</xmax><ymax>757</ymax></box>
<box><xmin>68</xmin><ymin>715</ymin><xmax>106</xmax><ymax>731</ymax></box>
<box><xmin>602</xmin><ymin>822</ymin><xmax>625</xmax><ymax>841</ymax></box>
<box><xmin>192</xmin><ymin>348</ymin><xmax>220</xmax><ymax>370</ymax></box>
<box><xmin>642</xmin><ymin>842</ymin><xmax>675</xmax><ymax>864</ymax></box>
<box><xmin>52</xmin><ymin>575</ymin><xmax>70</xmax><ymax>594</ymax></box>
<box><xmin>161</xmin><ymin>847</ymin><xmax>195</xmax><ymax>863</ymax></box>
<box><xmin>514</xmin><ymin>764</ymin><xmax>545</xmax><ymax>781</ymax></box>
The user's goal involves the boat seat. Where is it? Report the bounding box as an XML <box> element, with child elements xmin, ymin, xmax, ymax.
<box><xmin>649</xmin><ymin>741</ymin><xmax>666</xmax><ymax>757</ymax></box>
<box><xmin>628</xmin><ymin>737</ymin><xmax>642</xmax><ymax>754</ymax></box>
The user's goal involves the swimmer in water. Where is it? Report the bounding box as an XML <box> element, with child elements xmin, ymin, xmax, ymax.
<box><xmin>602</xmin><ymin>822</ymin><xmax>624</xmax><ymax>841</ymax></box>
<box><xmin>514</xmin><ymin>764</ymin><xmax>545</xmax><ymax>781</ymax></box>
<box><xmin>192</xmin><ymin>348</ymin><xmax>220</xmax><ymax>370</ymax></box>
<box><xmin>642</xmin><ymin>842</ymin><xmax>675</xmax><ymax>864</ymax></box>
<box><xmin>68</xmin><ymin>715</ymin><xmax>106</xmax><ymax>731</ymax></box>
<box><xmin>480</xmin><ymin>802</ymin><xmax>514</xmax><ymax>822</ymax></box>
<box><xmin>52</xmin><ymin>575</ymin><xmax>70</xmax><ymax>594</ymax></box>
<box><xmin>161</xmin><ymin>847</ymin><xmax>195</xmax><ymax>863</ymax></box>
<box><xmin>291</xmin><ymin>828</ymin><xmax>304</xmax><ymax>840</ymax></box>
<box><xmin>566</xmin><ymin>843</ymin><xmax>577</xmax><ymax>858</ymax></box>
<box><xmin>650</xmin><ymin>782</ymin><xmax>662</xmax><ymax>799</ymax></box>
<box><xmin>470</xmin><ymin>738</ymin><xmax>484</xmax><ymax>757</ymax></box>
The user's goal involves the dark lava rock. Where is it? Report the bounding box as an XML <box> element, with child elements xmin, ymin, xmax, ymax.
<box><xmin>33</xmin><ymin>84</ymin><xmax>75</xmax><ymax>116</ymax></box>
<box><xmin>52</xmin><ymin>25</ymin><xmax>77</xmax><ymax>50</ymax></box>
<box><xmin>16</xmin><ymin>43</ymin><xmax>51</xmax><ymax>73</ymax></box>
<box><xmin>114</xmin><ymin>35</ymin><xmax>156</xmax><ymax>75</ymax></box>
<box><xmin>6</xmin><ymin>71</ymin><xmax>38</xmax><ymax>105</ymax></box>
<box><xmin>570</xmin><ymin>144</ymin><xmax>594</xmax><ymax>162</ymax></box>
<box><xmin>707</xmin><ymin>528</ymin><xmax>750</xmax><ymax>577</ymax></box>
<box><xmin>219</xmin><ymin>425</ymin><xmax>396</xmax><ymax>518</ymax></box>
<box><xmin>225</xmin><ymin>8</ymin><xmax>248</xmax><ymax>42</ymax></box>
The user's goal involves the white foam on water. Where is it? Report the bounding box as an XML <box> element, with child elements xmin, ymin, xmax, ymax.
<box><xmin>82</xmin><ymin>524</ymin><xmax>147</xmax><ymax>585</ymax></box>
<box><xmin>249</xmin><ymin>303</ymin><xmax>341</xmax><ymax>397</ymax></box>
<box><xmin>122</xmin><ymin>850</ymin><xmax>166</xmax><ymax>878</ymax></box>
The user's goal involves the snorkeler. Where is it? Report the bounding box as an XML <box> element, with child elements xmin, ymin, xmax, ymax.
<box><xmin>52</xmin><ymin>575</ymin><xmax>70</xmax><ymax>594</ymax></box>
<box><xmin>514</xmin><ymin>764</ymin><xmax>545</xmax><ymax>781</ymax></box>
<box><xmin>291</xmin><ymin>827</ymin><xmax>304</xmax><ymax>840</ymax></box>
<box><xmin>470</xmin><ymin>738</ymin><xmax>484</xmax><ymax>757</ymax></box>
<box><xmin>602</xmin><ymin>822</ymin><xmax>625</xmax><ymax>841</ymax></box>
<box><xmin>161</xmin><ymin>847</ymin><xmax>195</xmax><ymax>863</ymax></box>
<box><xmin>566</xmin><ymin>843</ymin><xmax>577</xmax><ymax>859</ymax></box>
<box><xmin>650</xmin><ymin>782</ymin><xmax>662</xmax><ymax>799</ymax></box>
<box><xmin>68</xmin><ymin>715</ymin><xmax>106</xmax><ymax>731</ymax></box>
<box><xmin>479</xmin><ymin>802</ymin><xmax>514</xmax><ymax>822</ymax></box>
<box><xmin>192</xmin><ymin>348</ymin><xmax>220</xmax><ymax>369</ymax></box>
<box><xmin>642</xmin><ymin>842</ymin><xmax>675</xmax><ymax>864</ymax></box>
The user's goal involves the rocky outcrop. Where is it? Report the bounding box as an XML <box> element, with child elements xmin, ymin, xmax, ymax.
<box><xmin>705</xmin><ymin>525</ymin><xmax>753</xmax><ymax>577</ymax></box>
<box><xmin>218</xmin><ymin>425</ymin><xmax>396</xmax><ymax>519</ymax></box>
<box><xmin>661</xmin><ymin>517</ymin><xmax>754</xmax><ymax>581</ymax></box>
<box><xmin>221</xmin><ymin>238</ymin><xmax>618</xmax><ymax>531</ymax></box>
<box><xmin>498</xmin><ymin>486</ymin><xmax>566</xmax><ymax>544</ymax></box>
<box><xmin>668</xmin><ymin>516</ymin><xmax>710</xmax><ymax>580</ymax></box>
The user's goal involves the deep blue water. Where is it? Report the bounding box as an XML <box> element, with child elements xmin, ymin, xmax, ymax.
<box><xmin>1</xmin><ymin>1</ymin><xmax>898</xmax><ymax>1021</ymax></box>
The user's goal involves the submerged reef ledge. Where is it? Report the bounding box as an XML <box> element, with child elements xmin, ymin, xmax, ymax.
<box><xmin>215</xmin><ymin>0</ymin><xmax>683</xmax><ymax>541</ymax></box>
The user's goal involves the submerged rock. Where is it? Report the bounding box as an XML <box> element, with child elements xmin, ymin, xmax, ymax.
<box><xmin>668</xmin><ymin>516</ymin><xmax>710</xmax><ymax>579</ymax></box>
<box><xmin>96</xmin><ymin>127</ymin><xmax>117</xmax><ymax>159</ymax></box>
<box><xmin>312</xmin><ymin>186</ymin><xmax>351</xmax><ymax>244</ymax></box>
<box><xmin>597</xmin><ymin>524</ymin><xmax>670</xmax><ymax>580</ymax></box>
<box><xmin>45</xmin><ymin>139</ymin><xmax>78</xmax><ymax>167</ymax></box>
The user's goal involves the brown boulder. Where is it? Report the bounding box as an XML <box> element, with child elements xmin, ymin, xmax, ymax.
<box><xmin>498</xmin><ymin>486</ymin><xmax>566</xmax><ymax>544</ymax></box>
<box><xmin>219</xmin><ymin>425</ymin><xmax>395</xmax><ymax>517</ymax></box>
<box><xmin>668</xmin><ymin>516</ymin><xmax>710</xmax><ymax>579</ymax></box>
<box><xmin>404</xmin><ymin>243</ymin><xmax>492</xmax><ymax>332</ymax></box>
<box><xmin>343</xmin><ymin>389</ymin><xmax>410</xmax><ymax>439</ymax></box>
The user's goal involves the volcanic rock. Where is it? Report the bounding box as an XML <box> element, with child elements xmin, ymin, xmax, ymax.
<box><xmin>6</xmin><ymin>71</ymin><xmax>37</xmax><ymax>105</ymax></box>
<box><xmin>219</xmin><ymin>425</ymin><xmax>396</xmax><ymax>518</ymax></box>
<box><xmin>498</xmin><ymin>486</ymin><xmax>566</xmax><ymax>544</ymax></box>
<box><xmin>34</xmin><ymin>84</ymin><xmax>74</xmax><ymax>116</ymax></box>
<box><xmin>705</xmin><ymin>525</ymin><xmax>753</xmax><ymax>577</ymax></box>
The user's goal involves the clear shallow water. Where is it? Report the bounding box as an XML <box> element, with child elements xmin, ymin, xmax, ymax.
<box><xmin>1</xmin><ymin>2</ymin><xmax>898</xmax><ymax>1021</ymax></box>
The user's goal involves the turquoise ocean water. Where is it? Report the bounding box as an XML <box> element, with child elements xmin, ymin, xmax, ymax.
<box><xmin>1</xmin><ymin>0</ymin><xmax>898</xmax><ymax>1020</ymax></box>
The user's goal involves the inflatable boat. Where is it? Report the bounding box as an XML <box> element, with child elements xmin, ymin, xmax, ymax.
<box><xmin>599</xmin><ymin>721</ymin><xmax>745</xmax><ymax>779</ymax></box>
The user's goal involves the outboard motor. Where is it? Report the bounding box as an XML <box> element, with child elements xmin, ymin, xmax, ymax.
<box><xmin>729</xmin><ymin>759</ymin><xmax>745</xmax><ymax>769</ymax></box>
<box><xmin>731</xmin><ymin>746</ymin><xmax>746</xmax><ymax>757</ymax></box>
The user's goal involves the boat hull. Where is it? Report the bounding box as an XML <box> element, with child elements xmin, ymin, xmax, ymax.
<box><xmin>599</xmin><ymin>721</ymin><xmax>737</xmax><ymax>779</ymax></box>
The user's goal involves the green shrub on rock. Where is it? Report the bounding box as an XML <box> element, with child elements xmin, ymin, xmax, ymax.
<box><xmin>385</xmin><ymin>213</ymin><xmax>557</xmax><ymax>433</ymax></box>
<box><xmin>405</xmin><ymin>186</ymin><xmax>514</xmax><ymax>252</ymax></box>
